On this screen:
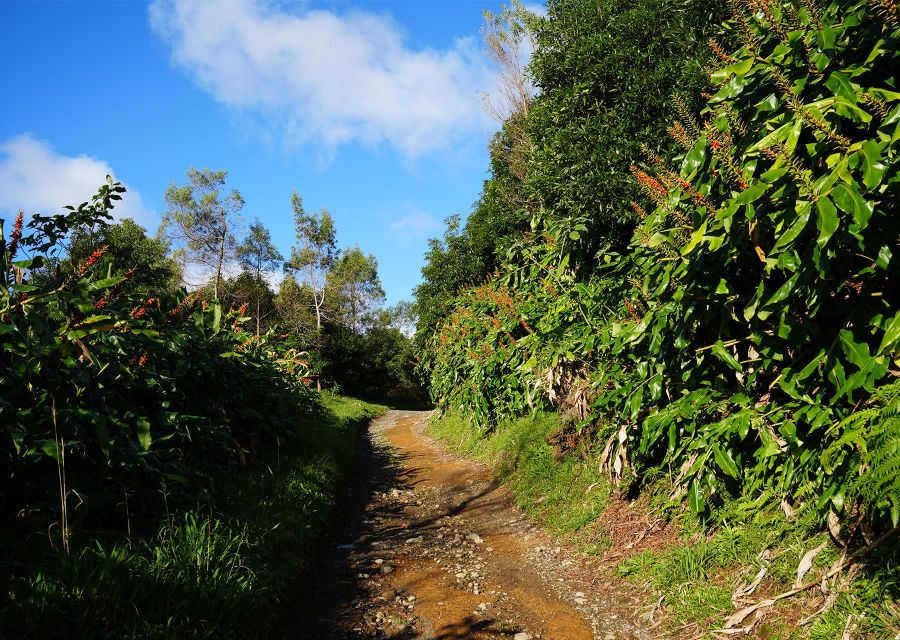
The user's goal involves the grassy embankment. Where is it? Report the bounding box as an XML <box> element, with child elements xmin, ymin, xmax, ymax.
<box><xmin>1</xmin><ymin>393</ymin><xmax>384</xmax><ymax>640</ymax></box>
<box><xmin>428</xmin><ymin>411</ymin><xmax>899</xmax><ymax>639</ymax></box>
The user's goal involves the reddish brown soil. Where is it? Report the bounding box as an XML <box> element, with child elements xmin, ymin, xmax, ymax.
<box><xmin>293</xmin><ymin>410</ymin><xmax>653</xmax><ymax>639</ymax></box>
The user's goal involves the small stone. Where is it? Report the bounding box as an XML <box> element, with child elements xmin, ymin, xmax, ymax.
<box><xmin>466</xmin><ymin>533</ymin><xmax>484</xmax><ymax>544</ymax></box>
<box><xmin>406</xmin><ymin>536</ymin><xmax>424</xmax><ymax>544</ymax></box>
<box><xmin>374</xmin><ymin>558</ymin><xmax>384</xmax><ymax>565</ymax></box>
<box><xmin>514</xmin><ymin>633</ymin><xmax>532</xmax><ymax>640</ymax></box>
<box><xmin>380</xmin><ymin>565</ymin><xmax>394</xmax><ymax>574</ymax></box>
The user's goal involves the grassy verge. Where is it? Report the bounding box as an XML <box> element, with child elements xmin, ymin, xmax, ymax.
<box><xmin>428</xmin><ymin>410</ymin><xmax>612</xmax><ymax>539</ymax></box>
<box><xmin>0</xmin><ymin>393</ymin><xmax>385</xmax><ymax>640</ymax></box>
<box><xmin>428</xmin><ymin>410</ymin><xmax>900</xmax><ymax>639</ymax></box>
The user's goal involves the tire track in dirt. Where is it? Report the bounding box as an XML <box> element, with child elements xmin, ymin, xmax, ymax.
<box><xmin>294</xmin><ymin>410</ymin><xmax>650</xmax><ymax>639</ymax></box>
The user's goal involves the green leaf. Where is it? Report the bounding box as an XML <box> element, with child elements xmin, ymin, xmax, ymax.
<box><xmin>688</xmin><ymin>478</ymin><xmax>705</xmax><ymax>514</ymax></box>
<box><xmin>825</xmin><ymin>71</ymin><xmax>856</xmax><ymax>100</ymax></box>
<box><xmin>876</xmin><ymin>311</ymin><xmax>900</xmax><ymax>356</ymax></box>
<box><xmin>815</xmin><ymin>196</ymin><xmax>839</xmax><ymax>246</ymax></box>
<box><xmin>831</xmin><ymin>183</ymin><xmax>873</xmax><ymax>227</ymax></box>
<box><xmin>860</xmin><ymin>140</ymin><xmax>886</xmax><ymax>190</ymax></box>
<box><xmin>714</xmin><ymin>446</ymin><xmax>740</xmax><ymax>478</ymax></box>
<box><xmin>137</xmin><ymin>418</ymin><xmax>152</xmax><ymax>450</ymax></box>
<box><xmin>734</xmin><ymin>181</ymin><xmax>768</xmax><ymax>204</ymax></box>
<box><xmin>772</xmin><ymin>202</ymin><xmax>811</xmax><ymax>252</ymax></box>
<box><xmin>711</xmin><ymin>340</ymin><xmax>743</xmax><ymax>372</ymax></box>
<box><xmin>839</xmin><ymin>330</ymin><xmax>870</xmax><ymax>368</ymax></box>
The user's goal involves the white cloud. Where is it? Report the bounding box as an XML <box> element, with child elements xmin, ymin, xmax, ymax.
<box><xmin>148</xmin><ymin>0</ymin><xmax>494</xmax><ymax>158</ymax></box>
<box><xmin>389</xmin><ymin>209</ymin><xmax>441</xmax><ymax>241</ymax></box>
<box><xmin>0</xmin><ymin>134</ymin><xmax>156</xmax><ymax>228</ymax></box>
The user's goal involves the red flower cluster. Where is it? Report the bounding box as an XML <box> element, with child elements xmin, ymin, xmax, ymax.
<box><xmin>8</xmin><ymin>212</ymin><xmax>23</xmax><ymax>261</ymax></box>
<box><xmin>131</xmin><ymin>297</ymin><xmax>159</xmax><ymax>319</ymax></box>
<box><xmin>95</xmin><ymin>267</ymin><xmax>139</xmax><ymax>310</ymax></box>
<box><xmin>624</xmin><ymin>299</ymin><xmax>641</xmax><ymax>322</ymax></box>
<box><xmin>75</xmin><ymin>245</ymin><xmax>109</xmax><ymax>278</ymax></box>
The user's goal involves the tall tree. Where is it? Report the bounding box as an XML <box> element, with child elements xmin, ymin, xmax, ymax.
<box><xmin>284</xmin><ymin>190</ymin><xmax>336</xmax><ymax>338</ymax></box>
<box><xmin>160</xmin><ymin>168</ymin><xmax>244</xmax><ymax>299</ymax></box>
<box><xmin>331</xmin><ymin>246</ymin><xmax>384</xmax><ymax>333</ymax></box>
<box><xmin>237</xmin><ymin>220</ymin><xmax>283</xmax><ymax>335</ymax></box>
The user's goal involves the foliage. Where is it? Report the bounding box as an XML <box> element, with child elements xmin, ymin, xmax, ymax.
<box><xmin>0</xmin><ymin>179</ymin><xmax>318</xmax><ymax>540</ymax></box>
<box><xmin>1</xmin><ymin>394</ymin><xmax>383</xmax><ymax>639</ymax></box>
<box><xmin>329</xmin><ymin>246</ymin><xmax>384</xmax><ymax>333</ymax></box>
<box><xmin>322</xmin><ymin>322</ymin><xmax>425</xmax><ymax>404</ymax></box>
<box><xmin>160</xmin><ymin>167</ymin><xmax>244</xmax><ymax>299</ymax></box>
<box><xmin>420</xmin><ymin>0</ymin><xmax>899</xmax><ymax>540</ymax></box>
<box><xmin>236</xmin><ymin>219</ymin><xmax>283</xmax><ymax>335</ymax></box>
<box><xmin>66</xmin><ymin>218</ymin><xmax>179</xmax><ymax>295</ymax></box>
<box><xmin>524</xmin><ymin>0</ymin><xmax>732</xmax><ymax>261</ymax></box>
<box><xmin>285</xmin><ymin>189</ymin><xmax>336</xmax><ymax>336</ymax></box>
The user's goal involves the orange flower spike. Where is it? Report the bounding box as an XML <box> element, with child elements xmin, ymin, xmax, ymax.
<box><xmin>630</xmin><ymin>202</ymin><xmax>647</xmax><ymax>219</ymax></box>
<box><xmin>624</xmin><ymin>299</ymin><xmax>641</xmax><ymax>322</ymax></box>
<box><xmin>131</xmin><ymin>297</ymin><xmax>158</xmax><ymax>319</ymax></box>
<box><xmin>75</xmin><ymin>245</ymin><xmax>109</xmax><ymax>277</ymax></box>
<box><xmin>8</xmin><ymin>211</ymin><xmax>23</xmax><ymax>261</ymax></box>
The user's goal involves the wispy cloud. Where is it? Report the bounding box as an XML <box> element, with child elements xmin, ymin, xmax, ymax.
<box><xmin>149</xmin><ymin>0</ymin><xmax>495</xmax><ymax>159</ymax></box>
<box><xmin>0</xmin><ymin>134</ymin><xmax>155</xmax><ymax>228</ymax></box>
<box><xmin>388</xmin><ymin>209</ymin><xmax>441</xmax><ymax>242</ymax></box>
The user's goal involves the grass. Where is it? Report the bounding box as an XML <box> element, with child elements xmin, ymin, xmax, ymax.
<box><xmin>0</xmin><ymin>393</ymin><xmax>385</xmax><ymax>640</ymax></box>
<box><xmin>428</xmin><ymin>410</ymin><xmax>900</xmax><ymax>638</ymax></box>
<box><xmin>428</xmin><ymin>410</ymin><xmax>611</xmax><ymax>536</ymax></box>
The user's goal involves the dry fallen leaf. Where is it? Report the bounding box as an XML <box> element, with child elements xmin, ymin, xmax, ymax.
<box><xmin>724</xmin><ymin>599</ymin><xmax>775</xmax><ymax>628</ymax></box>
<box><xmin>794</xmin><ymin>541</ymin><xmax>828</xmax><ymax>588</ymax></box>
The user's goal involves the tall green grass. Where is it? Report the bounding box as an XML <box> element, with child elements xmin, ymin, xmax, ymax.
<box><xmin>0</xmin><ymin>394</ymin><xmax>384</xmax><ymax>640</ymax></box>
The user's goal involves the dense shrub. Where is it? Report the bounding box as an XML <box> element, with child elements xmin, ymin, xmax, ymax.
<box><xmin>0</xmin><ymin>180</ymin><xmax>319</xmax><ymax>537</ymax></box>
<box><xmin>422</xmin><ymin>0</ymin><xmax>899</xmax><ymax>530</ymax></box>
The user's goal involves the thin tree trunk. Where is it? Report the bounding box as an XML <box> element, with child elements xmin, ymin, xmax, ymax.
<box><xmin>256</xmin><ymin>263</ymin><xmax>262</xmax><ymax>336</ymax></box>
<box><xmin>215</xmin><ymin>217</ymin><xmax>227</xmax><ymax>299</ymax></box>
<box><xmin>351</xmin><ymin>281</ymin><xmax>357</xmax><ymax>333</ymax></box>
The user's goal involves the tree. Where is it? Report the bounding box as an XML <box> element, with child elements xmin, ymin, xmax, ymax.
<box><xmin>284</xmin><ymin>190</ymin><xmax>336</xmax><ymax>336</ymax></box>
<box><xmin>67</xmin><ymin>218</ymin><xmax>178</xmax><ymax>295</ymax></box>
<box><xmin>160</xmin><ymin>168</ymin><xmax>244</xmax><ymax>299</ymax></box>
<box><xmin>523</xmin><ymin>0</ymin><xmax>731</xmax><ymax>261</ymax></box>
<box><xmin>237</xmin><ymin>220</ymin><xmax>283</xmax><ymax>335</ymax></box>
<box><xmin>330</xmin><ymin>246</ymin><xmax>384</xmax><ymax>333</ymax></box>
<box><xmin>274</xmin><ymin>273</ymin><xmax>317</xmax><ymax>337</ymax></box>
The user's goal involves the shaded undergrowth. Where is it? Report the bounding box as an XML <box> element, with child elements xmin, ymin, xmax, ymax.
<box><xmin>0</xmin><ymin>393</ymin><xmax>385</xmax><ymax>640</ymax></box>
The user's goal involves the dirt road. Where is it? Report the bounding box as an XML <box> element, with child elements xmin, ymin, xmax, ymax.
<box><xmin>296</xmin><ymin>410</ymin><xmax>650</xmax><ymax>639</ymax></box>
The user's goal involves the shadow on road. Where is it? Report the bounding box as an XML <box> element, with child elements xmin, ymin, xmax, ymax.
<box><xmin>279</xmin><ymin>412</ymin><xmax>509</xmax><ymax>639</ymax></box>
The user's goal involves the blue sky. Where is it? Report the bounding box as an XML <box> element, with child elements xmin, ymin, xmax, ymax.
<box><xmin>0</xmin><ymin>0</ymin><xmax>518</xmax><ymax>305</ymax></box>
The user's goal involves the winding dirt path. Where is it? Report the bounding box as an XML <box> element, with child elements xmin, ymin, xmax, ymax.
<box><xmin>296</xmin><ymin>410</ymin><xmax>650</xmax><ymax>639</ymax></box>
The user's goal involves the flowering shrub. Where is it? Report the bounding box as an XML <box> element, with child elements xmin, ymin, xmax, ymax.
<box><xmin>423</xmin><ymin>0</ymin><xmax>898</xmax><ymax>528</ymax></box>
<box><xmin>0</xmin><ymin>179</ymin><xmax>318</xmax><ymax>532</ymax></box>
